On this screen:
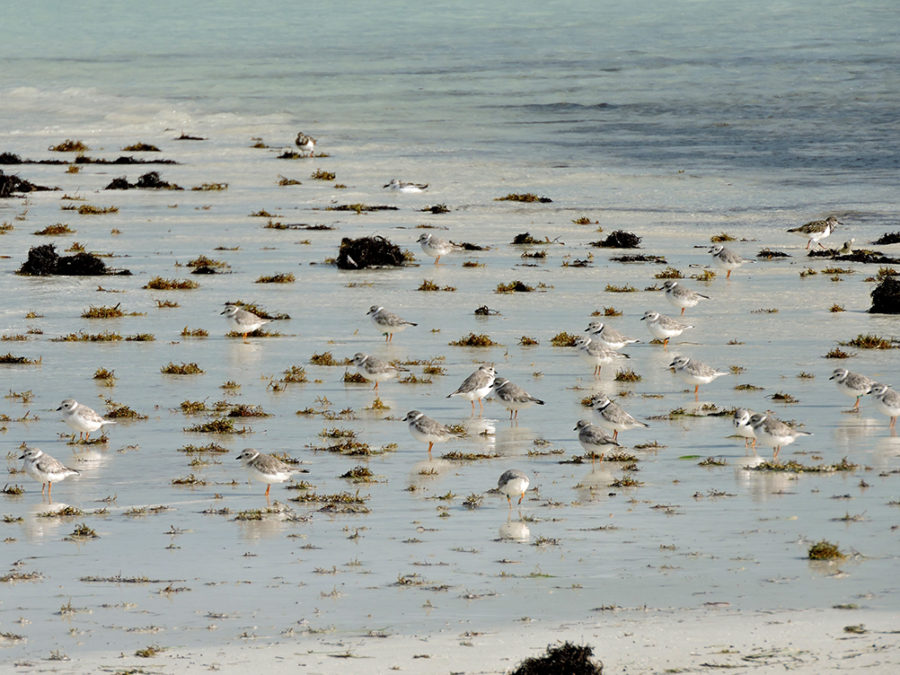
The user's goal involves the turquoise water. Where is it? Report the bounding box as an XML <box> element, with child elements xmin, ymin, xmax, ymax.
<box><xmin>1</xmin><ymin>1</ymin><xmax>899</xmax><ymax>669</ymax></box>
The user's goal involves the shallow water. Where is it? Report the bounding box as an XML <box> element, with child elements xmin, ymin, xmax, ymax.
<box><xmin>1</xmin><ymin>1</ymin><xmax>899</xmax><ymax>667</ymax></box>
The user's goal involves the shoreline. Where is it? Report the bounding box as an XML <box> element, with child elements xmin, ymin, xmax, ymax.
<box><xmin>19</xmin><ymin>606</ymin><xmax>897</xmax><ymax>674</ymax></box>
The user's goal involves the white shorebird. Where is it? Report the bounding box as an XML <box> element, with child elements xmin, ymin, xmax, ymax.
<box><xmin>829</xmin><ymin>368</ymin><xmax>874</xmax><ymax>411</ymax></box>
<box><xmin>351</xmin><ymin>352</ymin><xmax>407</xmax><ymax>391</ymax></box>
<box><xmin>662</xmin><ymin>280</ymin><xmax>709</xmax><ymax>316</ymax></box>
<box><xmin>490</xmin><ymin>376</ymin><xmax>544</xmax><ymax>420</ymax></box>
<box><xmin>669</xmin><ymin>355</ymin><xmax>729</xmax><ymax>399</ymax></box>
<box><xmin>222</xmin><ymin>304</ymin><xmax>271</xmax><ymax>342</ymax></box>
<box><xmin>295</xmin><ymin>132</ymin><xmax>316</xmax><ymax>156</ymax></box>
<box><xmin>447</xmin><ymin>364</ymin><xmax>496</xmax><ymax>413</ymax></box>
<box><xmin>585</xmin><ymin>321</ymin><xmax>639</xmax><ymax>350</ymax></box>
<box><xmin>384</xmin><ymin>178</ymin><xmax>428</xmax><ymax>193</ymax></box>
<box><xmin>733</xmin><ymin>408</ymin><xmax>757</xmax><ymax>449</ymax></box>
<box><xmin>640</xmin><ymin>311</ymin><xmax>693</xmax><ymax>349</ymax></box>
<box><xmin>58</xmin><ymin>398</ymin><xmax>116</xmax><ymax>441</ymax></box>
<box><xmin>236</xmin><ymin>448</ymin><xmax>299</xmax><ymax>498</ymax></box>
<box><xmin>836</xmin><ymin>239</ymin><xmax>855</xmax><ymax>256</ymax></box>
<box><xmin>709</xmin><ymin>244</ymin><xmax>753</xmax><ymax>279</ymax></box>
<box><xmin>574</xmin><ymin>419</ymin><xmax>621</xmax><ymax>468</ymax></box>
<box><xmin>869</xmin><ymin>383</ymin><xmax>900</xmax><ymax>431</ymax></box>
<box><xmin>417</xmin><ymin>232</ymin><xmax>459</xmax><ymax>264</ymax></box>
<box><xmin>19</xmin><ymin>447</ymin><xmax>79</xmax><ymax>501</ymax></box>
<box><xmin>787</xmin><ymin>215</ymin><xmax>840</xmax><ymax>250</ymax></box>
<box><xmin>403</xmin><ymin>410</ymin><xmax>457</xmax><ymax>459</ymax></box>
<box><xmin>748</xmin><ymin>413</ymin><xmax>811</xmax><ymax>461</ymax></box>
<box><xmin>574</xmin><ymin>336</ymin><xmax>629</xmax><ymax>378</ymax></box>
<box><xmin>590</xmin><ymin>394</ymin><xmax>649</xmax><ymax>440</ymax></box>
<box><xmin>367</xmin><ymin>305</ymin><xmax>417</xmax><ymax>342</ymax></box>
<box><xmin>497</xmin><ymin>469</ymin><xmax>530</xmax><ymax>507</ymax></box>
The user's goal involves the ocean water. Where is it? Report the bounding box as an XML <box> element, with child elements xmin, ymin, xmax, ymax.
<box><xmin>1</xmin><ymin>1</ymin><xmax>899</xmax><ymax>668</ymax></box>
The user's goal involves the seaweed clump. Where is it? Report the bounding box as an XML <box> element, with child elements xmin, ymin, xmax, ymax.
<box><xmin>17</xmin><ymin>244</ymin><xmax>127</xmax><ymax>276</ymax></box>
<box><xmin>591</xmin><ymin>230</ymin><xmax>641</xmax><ymax>248</ymax></box>
<box><xmin>869</xmin><ymin>275</ymin><xmax>900</xmax><ymax>314</ymax></box>
<box><xmin>808</xmin><ymin>540</ymin><xmax>846</xmax><ymax>560</ymax></box>
<box><xmin>336</xmin><ymin>235</ymin><xmax>405</xmax><ymax>270</ymax></box>
<box><xmin>105</xmin><ymin>172</ymin><xmax>182</xmax><ymax>190</ymax></box>
<box><xmin>0</xmin><ymin>170</ymin><xmax>56</xmax><ymax>197</ymax></box>
<box><xmin>510</xmin><ymin>641</ymin><xmax>603</xmax><ymax>675</ymax></box>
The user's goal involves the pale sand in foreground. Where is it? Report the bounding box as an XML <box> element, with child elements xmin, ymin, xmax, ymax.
<box><xmin>23</xmin><ymin>607</ymin><xmax>898</xmax><ymax>674</ymax></box>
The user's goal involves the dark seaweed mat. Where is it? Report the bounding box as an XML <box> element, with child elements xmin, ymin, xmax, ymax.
<box><xmin>591</xmin><ymin>230</ymin><xmax>641</xmax><ymax>248</ymax></box>
<box><xmin>17</xmin><ymin>244</ymin><xmax>130</xmax><ymax>276</ymax></box>
<box><xmin>105</xmin><ymin>171</ymin><xmax>182</xmax><ymax>190</ymax></box>
<box><xmin>0</xmin><ymin>170</ymin><xmax>56</xmax><ymax>197</ymax></box>
<box><xmin>510</xmin><ymin>641</ymin><xmax>603</xmax><ymax>675</ymax></box>
<box><xmin>870</xmin><ymin>276</ymin><xmax>900</xmax><ymax>314</ymax></box>
<box><xmin>337</xmin><ymin>236</ymin><xmax>406</xmax><ymax>270</ymax></box>
<box><xmin>872</xmin><ymin>232</ymin><xmax>900</xmax><ymax>245</ymax></box>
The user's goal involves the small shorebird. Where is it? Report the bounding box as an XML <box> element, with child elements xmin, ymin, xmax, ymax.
<box><xmin>58</xmin><ymin>398</ymin><xmax>116</xmax><ymax>441</ymax></box>
<box><xmin>574</xmin><ymin>336</ymin><xmax>629</xmax><ymax>378</ymax></box>
<box><xmin>836</xmin><ymin>239</ymin><xmax>855</xmax><ymax>256</ymax></box>
<box><xmin>748</xmin><ymin>413</ymin><xmax>811</xmax><ymax>460</ymax></box>
<box><xmin>236</xmin><ymin>448</ymin><xmax>299</xmax><ymax>498</ymax></box>
<box><xmin>295</xmin><ymin>132</ymin><xmax>316</xmax><ymax>156</ymax></box>
<box><xmin>497</xmin><ymin>469</ymin><xmax>529</xmax><ymax>507</ymax></box>
<box><xmin>222</xmin><ymin>304</ymin><xmax>270</xmax><ymax>342</ymax></box>
<box><xmin>669</xmin><ymin>355</ymin><xmax>729</xmax><ymax>400</ymax></box>
<box><xmin>367</xmin><ymin>305</ymin><xmax>417</xmax><ymax>342</ymax></box>
<box><xmin>585</xmin><ymin>321</ymin><xmax>639</xmax><ymax>350</ymax></box>
<box><xmin>733</xmin><ymin>408</ymin><xmax>757</xmax><ymax>449</ymax></box>
<box><xmin>351</xmin><ymin>352</ymin><xmax>407</xmax><ymax>391</ymax></box>
<box><xmin>787</xmin><ymin>215</ymin><xmax>840</xmax><ymax>250</ymax></box>
<box><xmin>417</xmin><ymin>232</ymin><xmax>459</xmax><ymax>264</ymax></box>
<box><xmin>491</xmin><ymin>376</ymin><xmax>544</xmax><ymax>420</ymax></box>
<box><xmin>829</xmin><ymin>368</ymin><xmax>874</xmax><ymax>411</ymax></box>
<box><xmin>447</xmin><ymin>364</ymin><xmax>496</xmax><ymax>413</ymax></box>
<box><xmin>384</xmin><ymin>178</ymin><xmax>428</xmax><ymax>193</ymax></box>
<box><xmin>709</xmin><ymin>244</ymin><xmax>753</xmax><ymax>279</ymax></box>
<box><xmin>574</xmin><ymin>419</ymin><xmax>621</xmax><ymax>468</ymax></box>
<box><xmin>19</xmin><ymin>447</ymin><xmax>79</xmax><ymax>501</ymax></box>
<box><xmin>640</xmin><ymin>311</ymin><xmax>692</xmax><ymax>349</ymax></box>
<box><xmin>403</xmin><ymin>410</ymin><xmax>457</xmax><ymax>459</ymax></box>
<box><xmin>590</xmin><ymin>393</ymin><xmax>649</xmax><ymax>440</ymax></box>
<box><xmin>662</xmin><ymin>280</ymin><xmax>709</xmax><ymax>315</ymax></box>
<box><xmin>869</xmin><ymin>383</ymin><xmax>900</xmax><ymax>431</ymax></box>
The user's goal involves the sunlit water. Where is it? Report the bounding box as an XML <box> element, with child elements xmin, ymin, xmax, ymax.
<box><xmin>0</xmin><ymin>0</ymin><xmax>898</xmax><ymax>665</ymax></box>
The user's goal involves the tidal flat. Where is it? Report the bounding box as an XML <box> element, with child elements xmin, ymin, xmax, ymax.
<box><xmin>0</xmin><ymin>129</ymin><xmax>898</xmax><ymax>673</ymax></box>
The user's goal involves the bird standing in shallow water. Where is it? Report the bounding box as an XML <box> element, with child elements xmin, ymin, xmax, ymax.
<box><xmin>417</xmin><ymin>232</ymin><xmax>459</xmax><ymax>264</ymax></box>
<box><xmin>447</xmin><ymin>364</ymin><xmax>496</xmax><ymax>413</ymax></box>
<box><xmin>748</xmin><ymin>413</ymin><xmax>811</xmax><ymax>461</ymax></box>
<box><xmin>367</xmin><ymin>305</ymin><xmax>417</xmax><ymax>342</ymax></box>
<box><xmin>236</xmin><ymin>448</ymin><xmax>299</xmax><ymax>499</ymax></box>
<box><xmin>403</xmin><ymin>410</ymin><xmax>457</xmax><ymax>459</ymax></box>
<box><xmin>384</xmin><ymin>178</ymin><xmax>428</xmax><ymax>193</ymax></box>
<box><xmin>222</xmin><ymin>304</ymin><xmax>271</xmax><ymax>342</ymax></box>
<box><xmin>662</xmin><ymin>280</ymin><xmax>709</xmax><ymax>316</ymax></box>
<box><xmin>668</xmin><ymin>355</ymin><xmax>729</xmax><ymax>400</ymax></box>
<box><xmin>295</xmin><ymin>132</ymin><xmax>316</xmax><ymax>156</ymax></box>
<box><xmin>709</xmin><ymin>244</ymin><xmax>753</xmax><ymax>279</ymax></box>
<box><xmin>829</xmin><ymin>368</ymin><xmax>874</xmax><ymax>411</ymax></box>
<box><xmin>19</xmin><ymin>447</ymin><xmax>79</xmax><ymax>501</ymax></box>
<box><xmin>574</xmin><ymin>419</ymin><xmax>621</xmax><ymax>468</ymax></box>
<box><xmin>787</xmin><ymin>215</ymin><xmax>840</xmax><ymax>250</ymax></box>
<box><xmin>733</xmin><ymin>408</ymin><xmax>757</xmax><ymax>450</ymax></box>
<box><xmin>869</xmin><ymin>383</ymin><xmax>900</xmax><ymax>431</ymax></box>
<box><xmin>640</xmin><ymin>311</ymin><xmax>692</xmax><ymax>349</ymax></box>
<box><xmin>497</xmin><ymin>469</ymin><xmax>529</xmax><ymax>507</ymax></box>
<box><xmin>58</xmin><ymin>398</ymin><xmax>116</xmax><ymax>442</ymax></box>
<box><xmin>351</xmin><ymin>352</ymin><xmax>407</xmax><ymax>391</ymax></box>
<box><xmin>590</xmin><ymin>394</ymin><xmax>649</xmax><ymax>441</ymax></box>
<box><xmin>490</xmin><ymin>376</ymin><xmax>544</xmax><ymax>420</ymax></box>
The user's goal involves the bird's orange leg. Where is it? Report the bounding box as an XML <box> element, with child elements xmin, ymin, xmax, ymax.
<box><xmin>680</xmin><ymin>307</ymin><xmax>686</xmax><ymax>316</ymax></box>
<box><xmin>427</xmin><ymin>441</ymin><xmax>433</xmax><ymax>459</ymax></box>
<box><xmin>726</xmin><ymin>270</ymin><xmax>732</xmax><ymax>279</ymax></box>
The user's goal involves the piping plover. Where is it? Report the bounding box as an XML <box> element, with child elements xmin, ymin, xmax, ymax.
<box><xmin>585</xmin><ymin>321</ymin><xmax>639</xmax><ymax>350</ymax></box>
<box><xmin>403</xmin><ymin>410</ymin><xmax>457</xmax><ymax>458</ymax></box>
<box><xmin>574</xmin><ymin>336</ymin><xmax>629</xmax><ymax>377</ymax></box>
<box><xmin>829</xmin><ymin>368</ymin><xmax>874</xmax><ymax>411</ymax></box>
<box><xmin>236</xmin><ymin>448</ymin><xmax>298</xmax><ymax>498</ymax></box>
<box><xmin>384</xmin><ymin>178</ymin><xmax>428</xmax><ymax>193</ymax></box>
<box><xmin>417</xmin><ymin>232</ymin><xmax>459</xmax><ymax>264</ymax></box>
<box><xmin>574</xmin><ymin>419</ymin><xmax>621</xmax><ymax>468</ymax></box>
<box><xmin>748</xmin><ymin>413</ymin><xmax>811</xmax><ymax>460</ymax></box>
<box><xmin>351</xmin><ymin>352</ymin><xmax>407</xmax><ymax>390</ymax></box>
<box><xmin>490</xmin><ymin>376</ymin><xmax>544</xmax><ymax>420</ymax></box>
<box><xmin>222</xmin><ymin>304</ymin><xmax>271</xmax><ymax>341</ymax></box>
<box><xmin>662</xmin><ymin>280</ymin><xmax>709</xmax><ymax>315</ymax></box>
<box><xmin>709</xmin><ymin>244</ymin><xmax>753</xmax><ymax>279</ymax></box>
<box><xmin>590</xmin><ymin>393</ymin><xmax>649</xmax><ymax>440</ymax></box>
<box><xmin>497</xmin><ymin>469</ymin><xmax>530</xmax><ymax>507</ymax></box>
<box><xmin>733</xmin><ymin>408</ymin><xmax>757</xmax><ymax>449</ymax></box>
<box><xmin>19</xmin><ymin>447</ymin><xmax>79</xmax><ymax>501</ymax></box>
<box><xmin>869</xmin><ymin>383</ymin><xmax>900</xmax><ymax>431</ymax></box>
<box><xmin>447</xmin><ymin>364</ymin><xmax>496</xmax><ymax>413</ymax></box>
<box><xmin>640</xmin><ymin>311</ymin><xmax>692</xmax><ymax>349</ymax></box>
<box><xmin>367</xmin><ymin>305</ymin><xmax>417</xmax><ymax>342</ymax></box>
<box><xmin>57</xmin><ymin>398</ymin><xmax>116</xmax><ymax>441</ymax></box>
<box><xmin>669</xmin><ymin>355</ymin><xmax>729</xmax><ymax>399</ymax></box>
